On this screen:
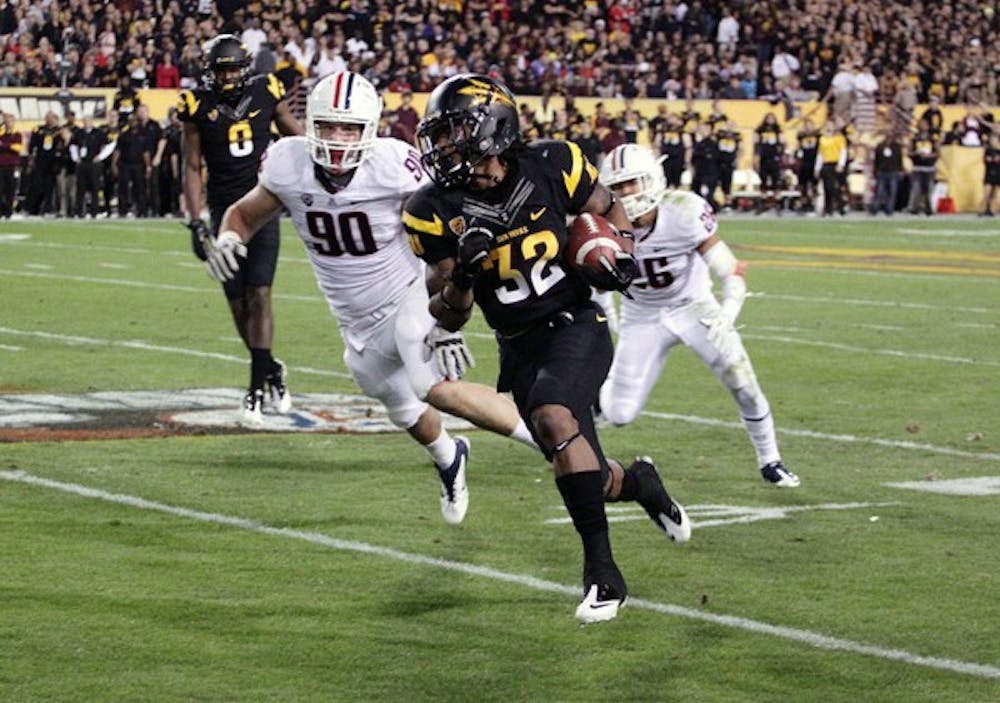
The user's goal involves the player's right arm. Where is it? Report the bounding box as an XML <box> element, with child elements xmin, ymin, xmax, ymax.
<box><xmin>403</xmin><ymin>189</ymin><xmax>475</xmax><ymax>332</ymax></box>
<box><xmin>181</xmin><ymin>120</ymin><xmax>203</xmax><ymax>221</ymax></box>
<box><xmin>219</xmin><ymin>184</ymin><xmax>283</xmax><ymax>244</ymax></box>
<box><xmin>204</xmin><ymin>184</ymin><xmax>282</xmax><ymax>282</ymax></box>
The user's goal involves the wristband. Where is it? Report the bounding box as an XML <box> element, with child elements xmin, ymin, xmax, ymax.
<box><xmin>439</xmin><ymin>287</ymin><xmax>474</xmax><ymax>313</ymax></box>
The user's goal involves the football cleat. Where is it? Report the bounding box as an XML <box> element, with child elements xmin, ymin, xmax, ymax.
<box><xmin>760</xmin><ymin>461</ymin><xmax>800</xmax><ymax>487</ymax></box>
<box><xmin>576</xmin><ymin>561</ymin><xmax>628</xmax><ymax>624</ymax></box>
<box><xmin>629</xmin><ymin>457</ymin><xmax>691</xmax><ymax>543</ymax></box>
<box><xmin>267</xmin><ymin>358</ymin><xmax>292</xmax><ymax>414</ymax></box>
<box><xmin>436</xmin><ymin>436</ymin><xmax>469</xmax><ymax>525</ymax></box>
<box><xmin>241</xmin><ymin>388</ymin><xmax>265</xmax><ymax>427</ymax></box>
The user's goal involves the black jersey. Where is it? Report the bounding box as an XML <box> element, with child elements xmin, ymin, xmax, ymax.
<box><xmin>755</xmin><ymin>124</ymin><xmax>783</xmax><ymax>161</ymax></box>
<box><xmin>176</xmin><ymin>73</ymin><xmax>286</xmax><ymax>208</ymax></box>
<box><xmin>403</xmin><ymin>140</ymin><xmax>597</xmax><ymax>337</ymax></box>
<box><xmin>716</xmin><ymin>129</ymin><xmax>741</xmax><ymax>165</ymax></box>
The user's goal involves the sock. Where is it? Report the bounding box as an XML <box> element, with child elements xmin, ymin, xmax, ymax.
<box><xmin>742</xmin><ymin>410</ymin><xmax>780</xmax><ymax>467</ymax></box>
<box><xmin>425</xmin><ymin>429</ymin><xmax>456</xmax><ymax>469</ymax></box>
<box><xmin>249</xmin><ymin>347</ymin><xmax>273</xmax><ymax>391</ymax></box>
<box><xmin>617</xmin><ymin>465</ymin><xmax>638</xmax><ymax>501</ymax></box>
<box><xmin>555</xmin><ymin>471</ymin><xmax>613</xmax><ymax>567</ymax></box>
<box><xmin>509</xmin><ymin>419</ymin><xmax>538</xmax><ymax>449</ymax></box>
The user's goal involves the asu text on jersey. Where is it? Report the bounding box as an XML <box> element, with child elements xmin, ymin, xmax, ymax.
<box><xmin>176</xmin><ymin>73</ymin><xmax>286</xmax><ymax>207</ymax></box>
<box><xmin>403</xmin><ymin>141</ymin><xmax>597</xmax><ymax>336</ymax></box>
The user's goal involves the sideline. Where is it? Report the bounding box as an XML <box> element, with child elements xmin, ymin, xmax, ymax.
<box><xmin>3</xmin><ymin>469</ymin><xmax>997</xmax><ymax>681</ymax></box>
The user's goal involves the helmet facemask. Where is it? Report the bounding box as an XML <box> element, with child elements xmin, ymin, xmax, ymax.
<box><xmin>306</xmin><ymin>72</ymin><xmax>382</xmax><ymax>174</ymax></box>
<box><xmin>599</xmin><ymin>145</ymin><xmax>667</xmax><ymax>222</ymax></box>
<box><xmin>416</xmin><ymin>74</ymin><xmax>520</xmax><ymax>190</ymax></box>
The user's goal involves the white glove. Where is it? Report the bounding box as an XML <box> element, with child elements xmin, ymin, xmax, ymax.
<box><xmin>699</xmin><ymin>308</ymin><xmax>738</xmax><ymax>355</ymax></box>
<box><xmin>426</xmin><ymin>325</ymin><xmax>475</xmax><ymax>381</ymax></box>
<box><xmin>205</xmin><ymin>230</ymin><xmax>247</xmax><ymax>282</ymax></box>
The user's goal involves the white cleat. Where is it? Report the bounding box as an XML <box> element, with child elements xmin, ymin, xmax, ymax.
<box><xmin>437</xmin><ymin>436</ymin><xmax>469</xmax><ymax>525</ymax></box>
<box><xmin>575</xmin><ymin>584</ymin><xmax>627</xmax><ymax>624</ymax></box>
<box><xmin>241</xmin><ymin>389</ymin><xmax>265</xmax><ymax>427</ymax></box>
<box><xmin>267</xmin><ymin>359</ymin><xmax>292</xmax><ymax>414</ymax></box>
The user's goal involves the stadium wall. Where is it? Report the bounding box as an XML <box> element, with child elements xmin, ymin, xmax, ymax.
<box><xmin>2</xmin><ymin>87</ymin><xmax>995</xmax><ymax>212</ymax></box>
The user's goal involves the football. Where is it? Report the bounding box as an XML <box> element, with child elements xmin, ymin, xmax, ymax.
<box><xmin>564</xmin><ymin>213</ymin><xmax>634</xmax><ymax>276</ymax></box>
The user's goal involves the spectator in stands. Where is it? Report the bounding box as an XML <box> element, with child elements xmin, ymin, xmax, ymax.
<box><xmin>155</xmin><ymin>52</ymin><xmax>180</xmax><ymax>88</ymax></box>
<box><xmin>825</xmin><ymin>60</ymin><xmax>856</xmax><ymax>125</ymax></box>
<box><xmin>0</xmin><ymin>111</ymin><xmax>22</xmax><ymax>218</ymax></box>
<box><xmin>868</xmin><ymin>131</ymin><xmax>904</xmax><ymax>216</ymax></box>
<box><xmin>852</xmin><ymin>62</ymin><xmax>879</xmax><ymax>135</ymax></box>
<box><xmin>907</xmin><ymin>119</ymin><xmax>939</xmax><ymax>216</ymax></box>
<box><xmin>920</xmin><ymin>95</ymin><xmax>945</xmax><ymax>138</ymax></box>
<box><xmin>112</xmin><ymin>74</ymin><xmax>141</xmax><ymax>124</ymax></box>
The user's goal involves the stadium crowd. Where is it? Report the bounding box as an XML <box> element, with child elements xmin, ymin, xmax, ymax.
<box><xmin>0</xmin><ymin>0</ymin><xmax>998</xmax><ymax>217</ymax></box>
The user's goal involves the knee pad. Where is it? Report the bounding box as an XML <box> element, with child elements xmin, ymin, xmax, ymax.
<box><xmin>387</xmin><ymin>399</ymin><xmax>428</xmax><ymax>430</ymax></box>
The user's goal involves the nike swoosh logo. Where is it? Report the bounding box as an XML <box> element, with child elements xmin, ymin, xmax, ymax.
<box><xmin>248</xmin><ymin>109</ymin><xmax>262</xmax><ymax>119</ymax></box>
<box><xmin>529</xmin><ymin>207</ymin><xmax>546</xmax><ymax>220</ymax></box>
<box><xmin>596</xmin><ymin>315</ymin><xmax>607</xmax><ymax>322</ymax></box>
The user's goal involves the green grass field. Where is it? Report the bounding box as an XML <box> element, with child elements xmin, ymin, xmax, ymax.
<box><xmin>1</xmin><ymin>215</ymin><xmax>998</xmax><ymax>702</ymax></box>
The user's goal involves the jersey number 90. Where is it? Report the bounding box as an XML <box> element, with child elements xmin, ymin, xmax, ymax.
<box><xmin>306</xmin><ymin>211</ymin><xmax>376</xmax><ymax>256</ymax></box>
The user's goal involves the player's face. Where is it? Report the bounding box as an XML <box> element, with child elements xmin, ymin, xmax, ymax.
<box><xmin>611</xmin><ymin>178</ymin><xmax>656</xmax><ymax>228</ymax></box>
<box><xmin>215</xmin><ymin>66</ymin><xmax>243</xmax><ymax>90</ymax></box>
<box><xmin>317</xmin><ymin>121</ymin><xmax>363</xmax><ymax>172</ymax></box>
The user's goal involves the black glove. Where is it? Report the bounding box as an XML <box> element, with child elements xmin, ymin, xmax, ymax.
<box><xmin>187</xmin><ymin>218</ymin><xmax>210</xmax><ymax>261</ymax></box>
<box><xmin>451</xmin><ymin>229</ymin><xmax>494</xmax><ymax>290</ymax></box>
<box><xmin>580</xmin><ymin>250</ymin><xmax>639</xmax><ymax>293</ymax></box>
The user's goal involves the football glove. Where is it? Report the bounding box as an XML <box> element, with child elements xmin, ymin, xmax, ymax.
<box><xmin>699</xmin><ymin>308</ymin><xmax>739</xmax><ymax>356</ymax></box>
<box><xmin>187</xmin><ymin>218</ymin><xmax>210</xmax><ymax>261</ymax></box>
<box><xmin>425</xmin><ymin>325</ymin><xmax>475</xmax><ymax>381</ymax></box>
<box><xmin>581</xmin><ymin>249</ymin><xmax>639</xmax><ymax>294</ymax></box>
<box><xmin>205</xmin><ymin>230</ymin><xmax>247</xmax><ymax>282</ymax></box>
<box><xmin>451</xmin><ymin>229</ymin><xmax>494</xmax><ymax>290</ymax></box>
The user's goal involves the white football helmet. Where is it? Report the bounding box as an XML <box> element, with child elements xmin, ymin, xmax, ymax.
<box><xmin>306</xmin><ymin>71</ymin><xmax>383</xmax><ymax>173</ymax></box>
<box><xmin>599</xmin><ymin>144</ymin><xmax>667</xmax><ymax>221</ymax></box>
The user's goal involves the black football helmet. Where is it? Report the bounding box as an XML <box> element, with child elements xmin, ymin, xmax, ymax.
<box><xmin>416</xmin><ymin>74</ymin><xmax>521</xmax><ymax>189</ymax></box>
<box><xmin>203</xmin><ymin>34</ymin><xmax>251</xmax><ymax>97</ymax></box>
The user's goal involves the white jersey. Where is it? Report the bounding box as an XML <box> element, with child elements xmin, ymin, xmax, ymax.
<box><xmin>626</xmin><ymin>190</ymin><xmax>717</xmax><ymax>311</ymax></box>
<box><xmin>259</xmin><ymin>136</ymin><xmax>428</xmax><ymax>350</ymax></box>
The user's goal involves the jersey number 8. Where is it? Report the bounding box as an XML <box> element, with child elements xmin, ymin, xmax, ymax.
<box><xmin>228</xmin><ymin>120</ymin><xmax>253</xmax><ymax>158</ymax></box>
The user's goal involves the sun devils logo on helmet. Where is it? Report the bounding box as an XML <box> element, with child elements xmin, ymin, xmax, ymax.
<box><xmin>416</xmin><ymin>74</ymin><xmax>522</xmax><ymax>189</ymax></box>
<box><xmin>203</xmin><ymin>34</ymin><xmax>251</xmax><ymax>98</ymax></box>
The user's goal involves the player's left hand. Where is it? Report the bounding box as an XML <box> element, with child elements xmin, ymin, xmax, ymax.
<box><xmin>187</xmin><ymin>218</ymin><xmax>211</xmax><ymax>261</ymax></box>
<box><xmin>205</xmin><ymin>231</ymin><xmax>247</xmax><ymax>282</ymax></box>
<box><xmin>584</xmin><ymin>249</ymin><xmax>639</xmax><ymax>293</ymax></box>
<box><xmin>426</xmin><ymin>325</ymin><xmax>475</xmax><ymax>380</ymax></box>
<box><xmin>699</xmin><ymin>309</ymin><xmax>738</xmax><ymax>354</ymax></box>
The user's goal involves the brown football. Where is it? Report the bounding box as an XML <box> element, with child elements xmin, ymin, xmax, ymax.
<box><xmin>564</xmin><ymin>213</ymin><xmax>633</xmax><ymax>276</ymax></box>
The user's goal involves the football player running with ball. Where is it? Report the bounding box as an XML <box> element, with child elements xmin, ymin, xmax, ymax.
<box><xmin>598</xmin><ymin>144</ymin><xmax>799</xmax><ymax>488</ymax></box>
<box><xmin>207</xmin><ymin>71</ymin><xmax>538</xmax><ymax>526</ymax></box>
<box><xmin>178</xmin><ymin>34</ymin><xmax>302</xmax><ymax>426</ymax></box>
<box><xmin>403</xmin><ymin>74</ymin><xmax>691</xmax><ymax>623</ymax></box>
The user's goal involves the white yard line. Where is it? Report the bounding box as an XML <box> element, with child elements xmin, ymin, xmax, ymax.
<box><xmin>0</xmin><ymin>268</ymin><xmax>321</xmax><ymax>302</ymax></box>
<box><xmin>2</xmin><ymin>469</ymin><xmax>996</xmax><ymax>681</ymax></box>
<box><xmin>0</xmin><ymin>326</ymin><xmax>352</xmax><ymax>380</ymax></box>
<box><xmin>742</xmin><ymin>333</ymin><xmax>1000</xmax><ymax>367</ymax></box>
<box><xmin>639</xmin><ymin>410</ymin><xmax>1000</xmax><ymax>462</ymax></box>
<box><xmin>755</xmin><ymin>292</ymin><xmax>994</xmax><ymax>315</ymax></box>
